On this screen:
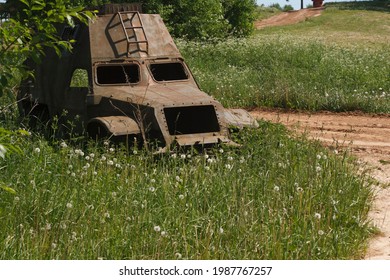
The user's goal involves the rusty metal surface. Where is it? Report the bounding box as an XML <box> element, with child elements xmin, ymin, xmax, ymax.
<box><xmin>89</xmin><ymin>116</ymin><xmax>140</xmax><ymax>136</ymax></box>
<box><xmin>98</xmin><ymin>3</ymin><xmax>142</xmax><ymax>14</ymax></box>
<box><xmin>223</xmin><ymin>109</ymin><xmax>259</xmax><ymax>129</ymax></box>
<box><xmin>90</xmin><ymin>13</ymin><xmax>181</xmax><ymax>60</ymax></box>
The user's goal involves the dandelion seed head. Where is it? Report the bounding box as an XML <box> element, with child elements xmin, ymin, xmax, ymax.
<box><xmin>34</xmin><ymin>147</ymin><xmax>41</xmax><ymax>153</ymax></box>
<box><xmin>154</xmin><ymin>225</ymin><xmax>161</xmax><ymax>232</ymax></box>
<box><xmin>274</xmin><ymin>185</ymin><xmax>280</xmax><ymax>192</ymax></box>
<box><xmin>314</xmin><ymin>213</ymin><xmax>322</xmax><ymax>220</ymax></box>
<box><xmin>66</xmin><ymin>202</ymin><xmax>73</xmax><ymax>209</ymax></box>
<box><xmin>175</xmin><ymin>252</ymin><xmax>182</xmax><ymax>259</ymax></box>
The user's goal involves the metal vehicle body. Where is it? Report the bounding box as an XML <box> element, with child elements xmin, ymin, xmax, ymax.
<box><xmin>18</xmin><ymin>4</ymin><xmax>258</xmax><ymax>149</ymax></box>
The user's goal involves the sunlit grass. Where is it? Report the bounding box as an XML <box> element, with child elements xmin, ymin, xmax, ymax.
<box><xmin>179</xmin><ymin>35</ymin><xmax>390</xmax><ymax>113</ymax></box>
<box><xmin>0</xmin><ymin>120</ymin><xmax>373</xmax><ymax>259</ymax></box>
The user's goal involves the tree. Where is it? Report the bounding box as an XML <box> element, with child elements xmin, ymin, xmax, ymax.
<box><xmin>0</xmin><ymin>0</ymin><xmax>94</xmax><ymax>97</ymax></box>
<box><xmin>63</xmin><ymin>0</ymin><xmax>257</xmax><ymax>39</ymax></box>
<box><xmin>0</xmin><ymin>0</ymin><xmax>94</xmax><ymax>197</ymax></box>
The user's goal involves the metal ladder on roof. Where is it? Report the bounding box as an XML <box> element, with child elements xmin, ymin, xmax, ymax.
<box><xmin>118</xmin><ymin>11</ymin><xmax>149</xmax><ymax>56</ymax></box>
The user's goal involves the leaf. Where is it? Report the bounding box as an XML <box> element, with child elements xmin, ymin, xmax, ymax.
<box><xmin>0</xmin><ymin>184</ymin><xmax>16</xmax><ymax>195</ymax></box>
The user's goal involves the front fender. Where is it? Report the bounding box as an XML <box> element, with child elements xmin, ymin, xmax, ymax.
<box><xmin>88</xmin><ymin>116</ymin><xmax>141</xmax><ymax>136</ymax></box>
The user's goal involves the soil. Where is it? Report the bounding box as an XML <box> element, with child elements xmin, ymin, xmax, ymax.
<box><xmin>255</xmin><ymin>7</ymin><xmax>324</xmax><ymax>29</ymax></box>
<box><xmin>250</xmin><ymin>109</ymin><xmax>390</xmax><ymax>259</ymax></box>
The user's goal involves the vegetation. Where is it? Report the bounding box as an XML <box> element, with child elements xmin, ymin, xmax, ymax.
<box><xmin>179</xmin><ymin>4</ymin><xmax>390</xmax><ymax>113</ymax></box>
<box><xmin>0</xmin><ymin>107</ymin><xmax>373</xmax><ymax>258</ymax></box>
<box><xmin>0</xmin><ymin>1</ymin><xmax>385</xmax><ymax>259</ymax></box>
<box><xmin>71</xmin><ymin>0</ymin><xmax>257</xmax><ymax>38</ymax></box>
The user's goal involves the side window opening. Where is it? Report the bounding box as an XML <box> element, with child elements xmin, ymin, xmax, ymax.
<box><xmin>149</xmin><ymin>62</ymin><xmax>188</xmax><ymax>82</ymax></box>
<box><xmin>96</xmin><ymin>64</ymin><xmax>140</xmax><ymax>85</ymax></box>
<box><xmin>70</xmin><ymin>68</ymin><xmax>89</xmax><ymax>88</ymax></box>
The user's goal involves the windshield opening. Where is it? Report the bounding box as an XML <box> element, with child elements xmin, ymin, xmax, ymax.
<box><xmin>96</xmin><ymin>64</ymin><xmax>140</xmax><ymax>85</ymax></box>
<box><xmin>149</xmin><ymin>62</ymin><xmax>188</xmax><ymax>82</ymax></box>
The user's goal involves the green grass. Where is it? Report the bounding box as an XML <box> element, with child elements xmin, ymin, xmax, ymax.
<box><xmin>0</xmin><ymin>3</ymin><xmax>382</xmax><ymax>260</ymax></box>
<box><xmin>179</xmin><ymin>6</ymin><xmax>390</xmax><ymax>113</ymax></box>
<box><xmin>0</xmin><ymin>120</ymin><xmax>373</xmax><ymax>259</ymax></box>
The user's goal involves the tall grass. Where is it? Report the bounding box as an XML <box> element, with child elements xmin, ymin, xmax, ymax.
<box><xmin>179</xmin><ymin>36</ymin><xmax>390</xmax><ymax>113</ymax></box>
<box><xmin>0</xmin><ymin>117</ymin><xmax>373</xmax><ymax>259</ymax></box>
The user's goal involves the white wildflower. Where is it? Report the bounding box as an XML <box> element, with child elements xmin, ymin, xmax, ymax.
<box><xmin>314</xmin><ymin>213</ymin><xmax>322</xmax><ymax>220</ymax></box>
<box><xmin>60</xmin><ymin>142</ymin><xmax>67</xmax><ymax>148</ymax></box>
<box><xmin>274</xmin><ymin>185</ymin><xmax>280</xmax><ymax>192</ymax></box>
<box><xmin>34</xmin><ymin>147</ymin><xmax>41</xmax><ymax>153</ymax></box>
<box><xmin>154</xmin><ymin>225</ymin><xmax>161</xmax><ymax>232</ymax></box>
<box><xmin>0</xmin><ymin>144</ymin><xmax>6</xmax><ymax>159</ymax></box>
<box><xmin>66</xmin><ymin>202</ymin><xmax>73</xmax><ymax>209</ymax></box>
<box><xmin>175</xmin><ymin>252</ymin><xmax>182</xmax><ymax>259</ymax></box>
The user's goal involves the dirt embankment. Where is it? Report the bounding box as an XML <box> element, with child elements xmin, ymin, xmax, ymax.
<box><xmin>255</xmin><ymin>8</ymin><xmax>324</xmax><ymax>29</ymax></box>
<box><xmin>250</xmin><ymin>109</ymin><xmax>390</xmax><ymax>259</ymax></box>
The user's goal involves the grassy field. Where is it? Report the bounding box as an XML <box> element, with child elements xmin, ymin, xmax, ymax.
<box><xmin>0</xmin><ymin>2</ymin><xmax>382</xmax><ymax>260</ymax></box>
<box><xmin>179</xmin><ymin>4</ymin><xmax>390</xmax><ymax>113</ymax></box>
<box><xmin>0</xmin><ymin>117</ymin><xmax>373</xmax><ymax>259</ymax></box>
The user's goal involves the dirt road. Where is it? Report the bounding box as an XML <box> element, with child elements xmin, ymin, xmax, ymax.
<box><xmin>250</xmin><ymin>109</ymin><xmax>390</xmax><ymax>259</ymax></box>
<box><xmin>255</xmin><ymin>8</ymin><xmax>324</xmax><ymax>29</ymax></box>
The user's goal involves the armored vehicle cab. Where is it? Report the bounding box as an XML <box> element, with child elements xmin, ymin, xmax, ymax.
<box><xmin>18</xmin><ymin>4</ymin><xmax>258</xmax><ymax>149</ymax></box>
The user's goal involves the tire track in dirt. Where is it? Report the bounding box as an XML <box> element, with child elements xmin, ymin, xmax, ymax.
<box><xmin>255</xmin><ymin>7</ymin><xmax>324</xmax><ymax>29</ymax></box>
<box><xmin>250</xmin><ymin>109</ymin><xmax>390</xmax><ymax>259</ymax></box>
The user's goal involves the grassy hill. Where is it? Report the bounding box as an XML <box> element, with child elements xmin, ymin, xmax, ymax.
<box><xmin>180</xmin><ymin>2</ymin><xmax>390</xmax><ymax>113</ymax></box>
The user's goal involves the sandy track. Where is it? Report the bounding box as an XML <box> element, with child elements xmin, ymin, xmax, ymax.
<box><xmin>250</xmin><ymin>109</ymin><xmax>390</xmax><ymax>259</ymax></box>
<box><xmin>255</xmin><ymin>8</ymin><xmax>324</xmax><ymax>29</ymax></box>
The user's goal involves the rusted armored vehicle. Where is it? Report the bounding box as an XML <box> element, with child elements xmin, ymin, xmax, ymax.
<box><xmin>18</xmin><ymin>3</ymin><xmax>258</xmax><ymax>150</ymax></box>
